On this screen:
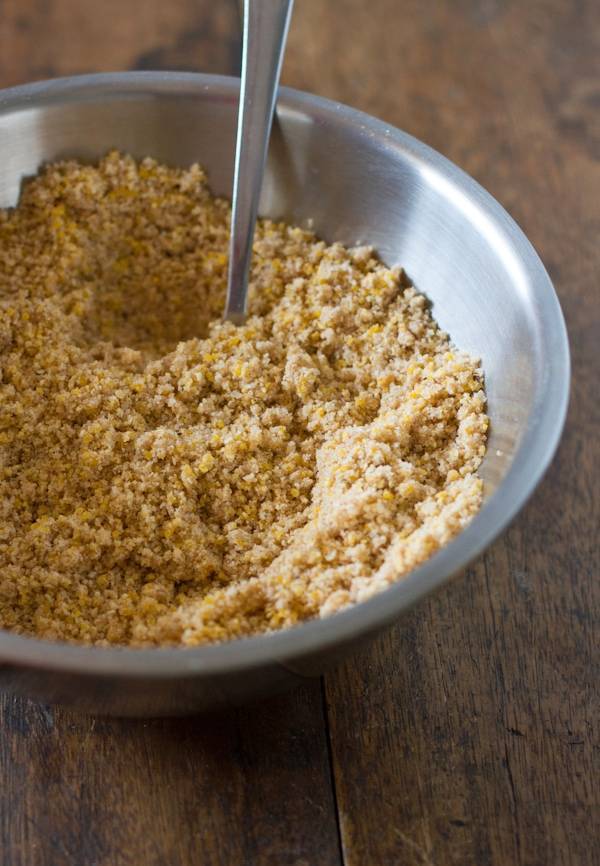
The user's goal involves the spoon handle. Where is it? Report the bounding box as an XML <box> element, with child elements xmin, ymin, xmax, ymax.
<box><xmin>224</xmin><ymin>0</ymin><xmax>294</xmax><ymax>324</ymax></box>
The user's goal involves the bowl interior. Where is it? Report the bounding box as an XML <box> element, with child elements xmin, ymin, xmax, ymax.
<box><xmin>0</xmin><ymin>74</ymin><xmax>564</xmax><ymax>502</ymax></box>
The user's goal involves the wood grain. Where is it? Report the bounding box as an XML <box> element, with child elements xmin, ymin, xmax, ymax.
<box><xmin>0</xmin><ymin>1</ymin><xmax>598</xmax><ymax>864</ymax></box>
<box><xmin>1</xmin><ymin>684</ymin><xmax>342</xmax><ymax>866</ymax></box>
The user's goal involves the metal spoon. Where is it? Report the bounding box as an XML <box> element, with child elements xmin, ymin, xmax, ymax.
<box><xmin>223</xmin><ymin>0</ymin><xmax>294</xmax><ymax>324</ymax></box>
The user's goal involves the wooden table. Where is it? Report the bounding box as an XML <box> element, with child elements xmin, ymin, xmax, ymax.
<box><xmin>1</xmin><ymin>2</ymin><xmax>598</xmax><ymax>864</ymax></box>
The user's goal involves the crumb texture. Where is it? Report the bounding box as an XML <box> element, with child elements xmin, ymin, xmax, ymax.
<box><xmin>0</xmin><ymin>153</ymin><xmax>488</xmax><ymax>646</ymax></box>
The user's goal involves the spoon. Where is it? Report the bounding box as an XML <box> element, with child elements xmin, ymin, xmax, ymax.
<box><xmin>223</xmin><ymin>0</ymin><xmax>294</xmax><ymax>324</ymax></box>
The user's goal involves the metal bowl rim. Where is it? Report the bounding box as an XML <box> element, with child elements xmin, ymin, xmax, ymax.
<box><xmin>0</xmin><ymin>71</ymin><xmax>570</xmax><ymax>677</ymax></box>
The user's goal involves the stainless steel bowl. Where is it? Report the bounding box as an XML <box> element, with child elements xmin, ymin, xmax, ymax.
<box><xmin>0</xmin><ymin>72</ymin><xmax>569</xmax><ymax>715</ymax></box>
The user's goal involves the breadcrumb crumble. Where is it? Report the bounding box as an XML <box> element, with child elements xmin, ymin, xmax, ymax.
<box><xmin>0</xmin><ymin>152</ymin><xmax>488</xmax><ymax>646</ymax></box>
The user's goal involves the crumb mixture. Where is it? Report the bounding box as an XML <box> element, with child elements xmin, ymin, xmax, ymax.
<box><xmin>0</xmin><ymin>152</ymin><xmax>488</xmax><ymax>646</ymax></box>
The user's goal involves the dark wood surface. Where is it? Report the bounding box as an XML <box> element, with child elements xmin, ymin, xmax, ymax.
<box><xmin>0</xmin><ymin>1</ymin><xmax>598</xmax><ymax>864</ymax></box>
